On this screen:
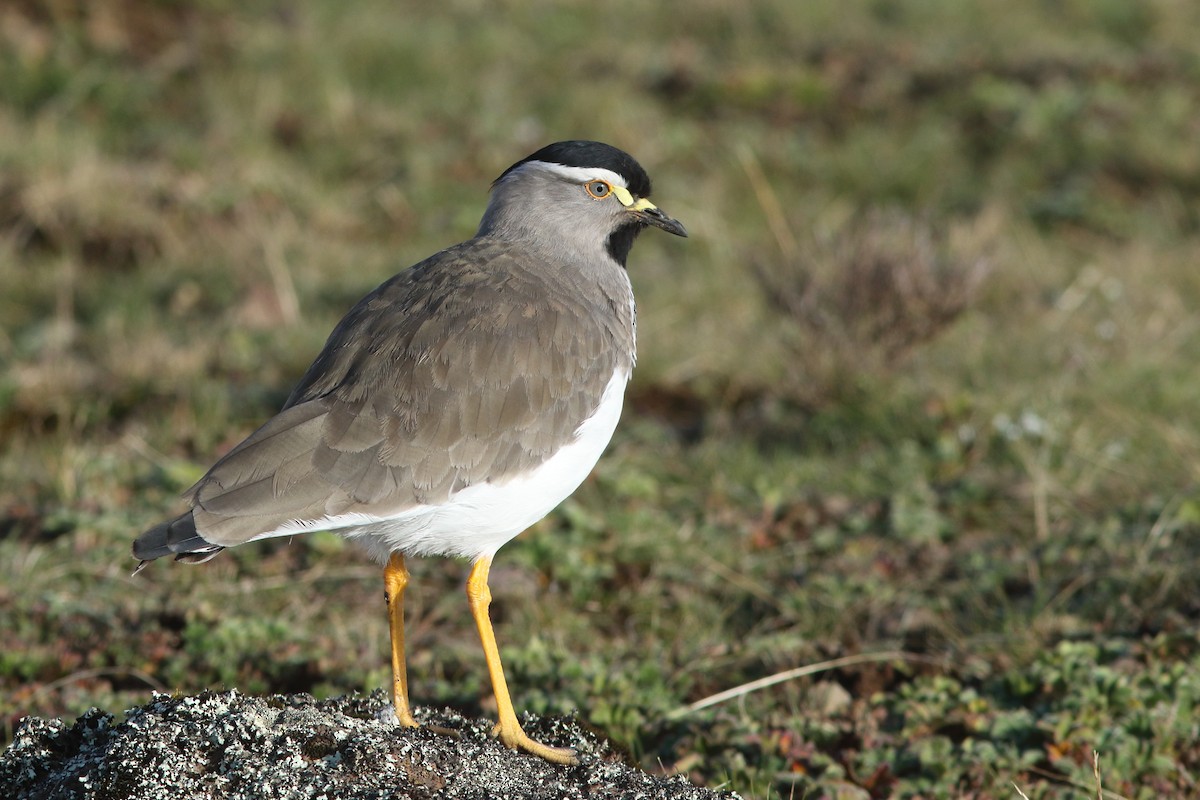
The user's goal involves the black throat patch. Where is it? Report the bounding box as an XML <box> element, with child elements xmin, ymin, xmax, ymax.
<box><xmin>605</xmin><ymin>222</ymin><xmax>644</xmax><ymax>269</ymax></box>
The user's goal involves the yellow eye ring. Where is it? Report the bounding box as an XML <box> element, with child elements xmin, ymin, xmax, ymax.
<box><xmin>585</xmin><ymin>180</ymin><xmax>612</xmax><ymax>199</ymax></box>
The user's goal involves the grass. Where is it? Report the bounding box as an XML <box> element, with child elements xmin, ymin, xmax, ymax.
<box><xmin>2</xmin><ymin>1</ymin><xmax>1200</xmax><ymax>797</ymax></box>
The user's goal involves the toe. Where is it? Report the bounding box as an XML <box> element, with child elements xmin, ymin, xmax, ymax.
<box><xmin>492</xmin><ymin>721</ymin><xmax>578</xmax><ymax>765</ymax></box>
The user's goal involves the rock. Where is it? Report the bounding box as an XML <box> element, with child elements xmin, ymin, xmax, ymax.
<box><xmin>0</xmin><ymin>690</ymin><xmax>738</xmax><ymax>800</ymax></box>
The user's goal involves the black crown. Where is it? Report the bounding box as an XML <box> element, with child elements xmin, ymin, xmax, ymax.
<box><xmin>497</xmin><ymin>140</ymin><xmax>653</xmax><ymax>198</ymax></box>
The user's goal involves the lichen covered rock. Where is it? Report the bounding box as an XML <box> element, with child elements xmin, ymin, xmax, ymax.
<box><xmin>0</xmin><ymin>691</ymin><xmax>737</xmax><ymax>800</ymax></box>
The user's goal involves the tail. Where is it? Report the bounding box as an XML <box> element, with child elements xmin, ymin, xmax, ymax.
<box><xmin>131</xmin><ymin>511</ymin><xmax>225</xmax><ymax>575</ymax></box>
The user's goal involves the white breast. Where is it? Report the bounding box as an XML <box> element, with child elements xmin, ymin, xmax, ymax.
<box><xmin>251</xmin><ymin>368</ymin><xmax>629</xmax><ymax>562</ymax></box>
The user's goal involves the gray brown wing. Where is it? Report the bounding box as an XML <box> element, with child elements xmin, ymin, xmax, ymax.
<box><xmin>184</xmin><ymin>239</ymin><xmax>635</xmax><ymax>547</ymax></box>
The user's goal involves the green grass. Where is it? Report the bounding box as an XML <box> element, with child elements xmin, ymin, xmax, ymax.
<box><xmin>3</xmin><ymin>1</ymin><xmax>1200</xmax><ymax>797</ymax></box>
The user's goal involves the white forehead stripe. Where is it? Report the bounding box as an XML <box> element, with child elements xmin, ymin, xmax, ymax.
<box><xmin>517</xmin><ymin>161</ymin><xmax>629</xmax><ymax>189</ymax></box>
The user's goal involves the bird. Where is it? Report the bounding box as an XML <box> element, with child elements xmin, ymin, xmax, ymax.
<box><xmin>131</xmin><ymin>140</ymin><xmax>686</xmax><ymax>765</ymax></box>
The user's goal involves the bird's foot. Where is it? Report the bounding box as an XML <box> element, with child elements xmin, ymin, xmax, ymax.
<box><xmin>385</xmin><ymin>705</ymin><xmax>461</xmax><ymax>739</ymax></box>
<box><xmin>491</xmin><ymin>719</ymin><xmax>578</xmax><ymax>765</ymax></box>
<box><xmin>382</xmin><ymin>703</ymin><xmax>419</xmax><ymax>728</ymax></box>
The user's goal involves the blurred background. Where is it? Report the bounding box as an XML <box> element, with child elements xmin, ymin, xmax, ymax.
<box><xmin>2</xmin><ymin>1</ymin><xmax>1199</xmax><ymax>797</ymax></box>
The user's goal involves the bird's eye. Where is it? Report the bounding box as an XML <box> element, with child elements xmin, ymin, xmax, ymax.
<box><xmin>585</xmin><ymin>180</ymin><xmax>612</xmax><ymax>199</ymax></box>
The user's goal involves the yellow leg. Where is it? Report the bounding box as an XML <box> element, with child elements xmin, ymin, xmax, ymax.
<box><xmin>384</xmin><ymin>552</ymin><xmax>417</xmax><ymax>728</ymax></box>
<box><xmin>466</xmin><ymin>556</ymin><xmax>578</xmax><ymax>765</ymax></box>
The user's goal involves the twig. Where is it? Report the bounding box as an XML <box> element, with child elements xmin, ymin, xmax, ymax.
<box><xmin>693</xmin><ymin>549</ymin><xmax>793</xmax><ymax>620</ymax></box>
<box><xmin>736</xmin><ymin>144</ymin><xmax>799</xmax><ymax>264</ymax></box>
<box><xmin>1023</xmin><ymin>763</ymin><xmax>1132</xmax><ymax>800</ymax></box>
<box><xmin>28</xmin><ymin>667</ymin><xmax>168</xmax><ymax>705</ymax></box>
<box><xmin>667</xmin><ymin>650</ymin><xmax>940</xmax><ymax>719</ymax></box>
<box><xmin>262</xmin><ymin>217</ymin><xmax>300</xmax><ymax>326</ymax></box>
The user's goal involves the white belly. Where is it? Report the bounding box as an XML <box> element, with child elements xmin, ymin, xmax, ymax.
<box><xmin>255</xmin><ymin>368</ymin><xmax>628</xmax><ymax>562</ymax></box>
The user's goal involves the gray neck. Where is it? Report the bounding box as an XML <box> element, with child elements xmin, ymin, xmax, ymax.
<box><xmin>476</xmin><ymin>177</ymin><xmax>533</xmax><ymax>240</ymax></box>
<box><xmin>476</xmin><ymin>178</ymin><xmax>637</xmax><ymax>367</ymax></box>
<box><xmin>476</xmin><ymin>176</ymin><xmax>618</xmax><ymax>268</ymax></box>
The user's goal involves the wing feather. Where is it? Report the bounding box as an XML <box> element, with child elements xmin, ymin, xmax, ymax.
<box><xmin>177</xmin><ymin>240</ymin><xmax>635</xmax><ymax>547</ymax></box>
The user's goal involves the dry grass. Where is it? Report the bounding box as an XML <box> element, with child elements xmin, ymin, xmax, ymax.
<box><xmin>753</xmin><ymin>206</ymin><xmax>992</xmax><ymax>402</ymax></box>
<box><xmin>3</xmin><ymin>2</ymin><xmax>1200</xmax><ymax>798</ymax></box>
